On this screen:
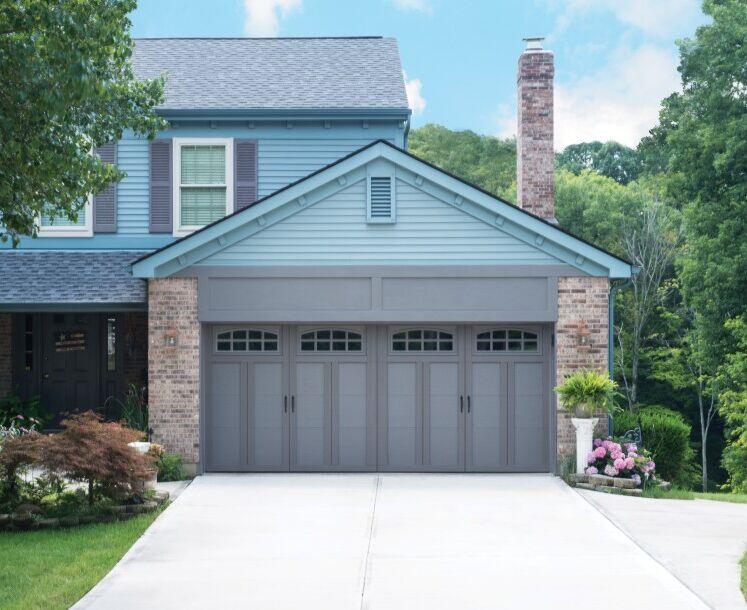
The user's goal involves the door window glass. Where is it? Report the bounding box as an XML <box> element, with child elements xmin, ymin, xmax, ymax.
<box><xmin>300</xmin><ymin>329</ymin><xmax>362</xmax><ymax>352</ymax></box>
<box><xmin>476</xmin><ymin>329</ymin><xmax>539</xmax><ymax>353</ymax></box>
<box><xmin>392</xmin><ymin>329</ymin><xmax>454</xmax><ymax>352</ymax></box>
<box><xmin>216</xmin><ymin>329</ymin><xmax>279</xmax><ymax>353</ymax></box>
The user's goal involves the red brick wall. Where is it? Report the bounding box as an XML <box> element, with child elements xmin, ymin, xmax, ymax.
<box><xmin>148</xmin><ymin>278</ymin><xmax>200</xmax><ymax>466</ymax></box>
<box><xmin>517</xmin><ymin>48</ymin><xmax>555</xmax><ymax>221</ymax></box>
<box><xmin>556</xmin><ymin>276</ymin><xmax>610</xmax><ymax>461</ymax></box>
<box><xmin>0</xmin><ymin>314</ymin><xmax>11</xmax><ymax>398</ymax></box>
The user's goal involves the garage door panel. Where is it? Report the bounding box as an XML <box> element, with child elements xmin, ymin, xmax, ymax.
<box><xmin>336</xmin><ymin>362</ymin><xmax>367</xmax><ymax>467</ymax></box>
<box><xmin>385</xmin><ymin>362</ymin><xmax>419</xmax><ymax>469</ymax></box>
<box><xmin>207</xmin><ymin>362</ymin><xmax>242</xmax><ymax>469</ymax></box>
<box><xmin>468</xmin><ymin>362</ymin><xmax>503</xmax><ymax>471</ymax></box>
<box><xmin>512</xmin><ymin>362</ymin><xmax>547</xmax><ymax>470</ymax></box>
<box><xmin>293</xmin><ymin>362</ymin><xmax>328</xmax><ymax>468</ymax></box>
<box><xmin>425</xmin><ymin>362</ymin><xmax>461</xmax><ymax>470</ymax></box>
<box><xmin>249</xmin><ymin>362</ymin><xmax>286</xmax><ymax>469</ymax></box>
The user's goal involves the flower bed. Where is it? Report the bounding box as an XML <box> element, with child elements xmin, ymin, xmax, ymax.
<box><xmin>585</xmin><ymin>438</ymin><xmax>657</xmax><ymax>487</ymax></box>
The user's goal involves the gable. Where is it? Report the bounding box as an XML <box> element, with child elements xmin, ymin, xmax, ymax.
<box><xmin>199</xmin><ymin>177</ymin><xmax>562</xmax><ymax>266</ymax></box>
<box><xmin>131</xmin><ymin>141</ymin><xmax>632</xmax><ymax>278</ymax></box>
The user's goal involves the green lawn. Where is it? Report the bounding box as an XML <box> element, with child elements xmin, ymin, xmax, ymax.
<box><xmin>642</xmin><ymin>487</ymin><xmax>747</xmax><ymax>503</ymax></box>
<box><xmin>0</xmin><ymin>511</ymin><xmax>160</xmax><ymax>610</ymax></box>
<box><xmin>742</xmin><ymin>550</ymin><xmax>747</xmax><ymax>602</ymax></box>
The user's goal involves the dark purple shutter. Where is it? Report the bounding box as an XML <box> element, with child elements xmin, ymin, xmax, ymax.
<box><xmin>234</xmin><ymin>139</ymin><xmax>258</xmax><ymax>211</ymax></box>
<box><xmin>93</xmin><ymin>142</ymin><xmax>117</xmax><ymax>233</ymax></box>
<box><xmin>149</xmin><ymin>139</ymin><xmax>172</xmax><ymax>233</ymax></box>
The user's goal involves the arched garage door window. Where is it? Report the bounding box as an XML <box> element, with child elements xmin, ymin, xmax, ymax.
<box><xmin>300</xmin><ymin>329</ymin><xmax>363</xmax><ymax>352</ymax></box>
<box><xmin>475</xmin><ymin>329</ymin><xmax>539</xmax><ymax>353</ymax></box>
<box><xmin>392</xmin><ymin>329</ymin><xmax>454</xmax><ymax>352</ymax></box>
<box><xmin>216</xmin><ymin>329</ymin><xmax>279</xmax><ymax>353</ymax></box>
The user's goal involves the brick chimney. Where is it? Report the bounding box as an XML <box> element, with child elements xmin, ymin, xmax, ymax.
<box><xmin>517</xmin><ymin>37</ymin><xmax>556</xmax><ymax>222</ymax></box>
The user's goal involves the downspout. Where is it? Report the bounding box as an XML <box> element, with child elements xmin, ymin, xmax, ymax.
<box><xmin>608</xmin><ymin>273</ymin><xmax>635</xmax><ymax>435</ymax></box>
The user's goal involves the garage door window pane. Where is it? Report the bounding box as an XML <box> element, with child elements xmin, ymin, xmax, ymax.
<box><xmin>391</xmin><ymin>329</ymin><xmax>454</xmax><ymax>352</ymax></box>
<box><xmin>215</xmin><ymin>329</ymin><xmax>279</xmax><ymax>353</ymax></box>
<box><xmin>300</xmin><ymin>329</ymin><xmax>362</xmax><ymax>352</ymax></box>
<box><xmin>475</xmin><ymin>329</ymin><xmax>539</xmax><ymax>353</ymax></box>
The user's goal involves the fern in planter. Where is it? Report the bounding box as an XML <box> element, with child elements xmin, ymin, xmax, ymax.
<box><xmin>555</xmin><ymin>370</ymin><xmax>617</xmax><ymax>418</ymax></box>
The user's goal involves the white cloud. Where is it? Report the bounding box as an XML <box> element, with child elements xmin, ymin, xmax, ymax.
<box><xmin>390</xmin><ymin>0</ymin><xmax>433</xmax><ymax>14</ymax></box>
<box><xmin>496</xmin><ymin>44</ymin><xmax>681</xmax><ymax>149</ymax></box>
<box><xmin>243</xmin><ymin>0</ymin><xmax>301</xmax><ymax>37</ymax></box>
<box><xmin>404</xmin><ymin>72</ymin><xmax>426</xmax><ymax>116</ymax></box>
<box><xmin>545</xmin><ymin>0</ymin><xmax>702</xmax><ymax>39</ymax></box>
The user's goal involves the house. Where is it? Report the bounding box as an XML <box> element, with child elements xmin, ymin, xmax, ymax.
<box><xmin>0</xmin><ymin>36</ymin><xmax>632</xmax><ymax>474</ymax></box>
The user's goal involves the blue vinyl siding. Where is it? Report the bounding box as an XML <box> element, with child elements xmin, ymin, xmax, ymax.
<box><xmin>198</xmin><ymin>178</ymin><xmax>562</xmax><ymax>266</ymax></box>
<box><xmin>6</xmin><ymin>120</ymin><xmax>402</xmax><ymax>249</ymax></box>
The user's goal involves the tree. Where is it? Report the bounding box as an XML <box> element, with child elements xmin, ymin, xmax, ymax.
<box><xmin>651</xmin><ymin>0</ymin><xmax>747</xmax><ymax>363</ymax></box>
<box><xmin>0</xmin><ymin>0</ymin><xmax>166</xmax><ymax>244</ymax></box>
<box><xmin>616</xmin><ymin>203</ymin><xmax>681</xmax><ymax>411</ymax></box>
<box><xmin>556</xmin><ymin>141</ymin><xmax>643</xmax><ymax>185</ymax></box>
<box><xmin>718</xmin><ymin>317</ymin><xmax>747</xmax><ymax>492</ymax></box>
<box><xmin>43</xmin><ymin>411</ymin><xmax>151</xmax><ymax>504</ymax></box>
<box><xmin>408</xmin><ymin>124</ymin><xmax>516</xmax><ymax>199</ymax></box>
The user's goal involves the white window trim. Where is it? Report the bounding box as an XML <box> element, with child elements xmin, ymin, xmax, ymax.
<box><xmin>37</xmin><ymin>194</ymin><xmax>93</xmax><ymax>237</ymax></box>
<box><xmin>173</xmin><ymin>137</ymin><xmax>234</xmax><ymax>237</ymax></box>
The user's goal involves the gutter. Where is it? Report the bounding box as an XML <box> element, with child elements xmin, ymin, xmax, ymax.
<box><xmin>608</xmin><ymin>271</ymin><xmax>637</xmax><ymax>434</ymax></box>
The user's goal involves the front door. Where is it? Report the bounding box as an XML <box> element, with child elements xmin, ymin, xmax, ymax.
<box><xmin>41</xmin><ymin>313</ymin><xmax>100</xmax><ymax>425</ymax></box>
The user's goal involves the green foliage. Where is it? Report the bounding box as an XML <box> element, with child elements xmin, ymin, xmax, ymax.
<box><xmin>155</xmin><ymin>452</ymin><xmax>184</xmax><ymax>482</ymax></box>
<box><xmin>614</xmin><ymin>406</ymin><xmax>694</xmax><ymax>485</ymax></box>
<box><xmin>718</xmin><ymin>318</ymin><xmax>747</xmax><ymax>492</ymax></box>
<box><xmin>107</xmin><ymin>384</ymin><xmax>148</xmax><ymax>433</ymax></box>
<box><xmin>408</xmin><ymin>124</ymin><xmax>516</xmax><ymax>199</ymax></box>
<box><xmin>556</xmin><ymin>141</ymin><xmax>643</xmax><ymax>185</ymax></box>
<box><xmin>555</xmin><ymin>370</ymin><xmax>617</xmax><ymax>417</ymax></box>
<box><xmin>0</xmin><ymin>0</ymin><xmax>166</xmax><ymax>244</ymax></box>
<box><xmin>0</xmin><ymin>393</ymin><xmax>51</xmax><ymax>429</ymax></box>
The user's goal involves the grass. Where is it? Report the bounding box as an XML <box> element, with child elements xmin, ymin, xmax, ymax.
<box><xmin>0</xmin><ymin>511</ymin><xmax>160</xmax><ymax>610</ymax></box>
<box><xmin>642</xmin><ymin>486</ymin><xmax>747</xmax><ymax>504</ymax></box>
<box><xmin>741</xmin><ymin>550</ymin><xmax>746</xmax><ymax>602</ymax></box>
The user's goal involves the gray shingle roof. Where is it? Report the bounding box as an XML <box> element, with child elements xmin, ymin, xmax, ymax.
<box><xmin>0</xmin><ymin>252</ymin><xmax>146</xmax><ymax>306</ymax></box>
<box><xmin>131</xmin><ymin>37</ymin><xmax>410</xmax><ymax>112</ymax></box>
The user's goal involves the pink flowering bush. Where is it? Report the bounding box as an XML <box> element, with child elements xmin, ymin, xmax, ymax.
<box><xmin>585</xmin><ymin>438</ymin><xmax>656</xmax><ymax>486</ymax></box>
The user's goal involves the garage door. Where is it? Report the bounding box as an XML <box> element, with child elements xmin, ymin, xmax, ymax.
<box><xmin>205</xmin><ymin>325</ymin><xmax>551</xmax><ymax>472</ymax></box>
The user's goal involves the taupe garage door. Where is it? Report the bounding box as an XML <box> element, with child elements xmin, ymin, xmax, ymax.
<box><xmin>205</xmin><ymin>325</ymin><xmax>552</xmax><ymax>472</ymax></box>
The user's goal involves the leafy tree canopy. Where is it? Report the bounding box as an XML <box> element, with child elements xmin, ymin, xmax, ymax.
<box><xmin>0</xmin><ymin>0</ymin><xmax>166</xmax><ymax>244</ymax></box>
<box><xmin>556</xmin><ymin>141</ymin><xmax>643</xmax><ymax>185</ymax></box>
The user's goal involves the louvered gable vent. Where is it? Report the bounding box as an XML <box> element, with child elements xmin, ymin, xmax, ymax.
<box><xmin>367</xmin><ymin>176</ymin><xmax>395</xmax><ymax>223</ymax></box>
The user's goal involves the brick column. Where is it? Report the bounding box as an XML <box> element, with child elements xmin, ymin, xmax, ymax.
<box><xmin>556</xmin><ymin>277</ymin><xmax>610</xmax><ymax>463</ymax></box>
<box><xmin>0</xmin><ymin>314</ymin><xmax>11</xmax><ymax>398</ymax></box>
<box><xmin>148</xmin><ymin>278</ymin><xmax>200</xmax><ymax>470</ymax></box>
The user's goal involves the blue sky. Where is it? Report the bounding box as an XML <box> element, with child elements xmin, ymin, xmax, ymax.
<box><xmin>131</xmin><ymin>0</ymin><xmax>707</xmax><ymax>149</ymax></box>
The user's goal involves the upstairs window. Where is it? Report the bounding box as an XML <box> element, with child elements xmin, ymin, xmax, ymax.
<box><xmin>39</xmin><ymin>197</ymin><xmax>93</xmax><ymax>237</ymax></box>
<box><xmin>367</xmin><ymin>176</ymin><xmax>395</xmax><ymax>223</ymax></box>
<box><xmin>475</xmin><ymin>329</ymin><xmax>539</xmax><ymax>353</ymax></box>
<box><xmin>174</xmin><ymin>138</ymin><xmax>233</xmax><ymax>235</ymax></box>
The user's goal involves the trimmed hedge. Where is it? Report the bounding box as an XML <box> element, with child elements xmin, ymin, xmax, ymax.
<box><xmin>614</xmin><ymin>406</ymin><xmax>692</xmax><ymax>483</ymax></box>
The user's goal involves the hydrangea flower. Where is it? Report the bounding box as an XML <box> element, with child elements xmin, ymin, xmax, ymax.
<box><xmin>593</xmin><ymin>446</ymin><xmax>607</xmax><ymax>459</ymax></box>
<box><xmin>613</xmin><ymin>457</ymin><xmax>625</xmax><ymax>470</ymax></box>
<box><xmin>604</xmin><ymin>464</ymin><xmax>619</xmax><ymax>477</ymax></box>
<box><xmin>631</xmin><ymin>474</ymin><xmax>641</xmax><ymax>486</ymax></box>
<box><xmin>585</xmin><ymin>466</ymin><xmax>598</xmax><ymax>475</ymax></box>
<box><xmin>587</xmin><ymin>451</ymin><xmax>597</xmax><ymax>464</ymax></box>
<box><xmin>593</xmin><ymin>438</ymin><xmax>603</xmax><ymax>448</ymax></box>
<box><xmin>624</xmin><ymin>457</ymin><xmax>635</xmax><ymax>470</ymax></box>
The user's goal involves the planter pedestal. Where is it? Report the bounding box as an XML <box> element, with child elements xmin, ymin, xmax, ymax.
<box><xmin>571</xmin><ymin>417</ymin><xmax>598</xmax><ymax>474</ymax></box>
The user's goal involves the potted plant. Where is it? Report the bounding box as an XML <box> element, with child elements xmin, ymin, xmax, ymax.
<box><xmin>555</xmin><ymin>370</ymin><xmax>617</xmax><ymax>473</ymax></box>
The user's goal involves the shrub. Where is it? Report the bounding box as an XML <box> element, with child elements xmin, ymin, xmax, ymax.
<box><xmin>106</xmin><ymin>384</ymin><xmax>148</xmax><ymax>433</ymax></box>
<box><xmin>0</xmin><ymin>393</ymin><xmax>50</xmax><ymax>429</ymax></box>
<box><xmin>614</xmin><ymin>406</ymin><xmax>692</xmax><ymax>484</ymax></box>
<box><xmin>0</xmin><ymin>432</ymin><xmax>45</xmax><ymax>501</ymax></box>
<box><xmin>585</xmin><ymin>437</ymin><xmax>656</xmax><ymax>485</ymax></box>
<box><xmin>43</xmin><ymin>411</ymin><xmax>153</xmax><ymax>504</ymax></box>
<box><xmin>147</xmin><ymin>444</ymin><xmax>184</xmax><ymax>482</ymax></box>
<box><xmin>555</xmin><ymin>370</ymin><xmax>617</xmax><ymax>417</ymax></box>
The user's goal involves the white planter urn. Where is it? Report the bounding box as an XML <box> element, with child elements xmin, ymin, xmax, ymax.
<box><xmin>128</xmin><ymin>441</ymin><xmax>151</xmax><ymax>455</ymax></box>
<box><xmin>571</xmin><ymin>417</ymin><xmax>598</xmax><ymax>474</ymax></box>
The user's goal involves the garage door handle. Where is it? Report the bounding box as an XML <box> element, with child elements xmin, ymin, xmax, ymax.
<box><xmin>459</xmin><ymin>395</ymin><xmax>464</xmax><ymax>413</ymax></box>
<box><xmin>467</xmin><ymin>396</ymin><xmax>471</xmax><ymax>414</ymax></box>
<box><xmin>291</xmin><ymin>396</ymin><xmax>295</xmax><ymax>413</ymax></box>
<box><xmin>284</xmin><ymin>396</ymin><xmax>288</xmax><ymax>413</ymax></box>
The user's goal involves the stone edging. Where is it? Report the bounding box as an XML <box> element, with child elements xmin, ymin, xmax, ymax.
<box><xmin>0</xmin><ymin>490</ymin><xmax>169</xmax><ymax>531</ymax></box>
<box><xmin>570</xmin><ymin>473</ymin><xmax>671</xmax><ymax>497</ymax></box>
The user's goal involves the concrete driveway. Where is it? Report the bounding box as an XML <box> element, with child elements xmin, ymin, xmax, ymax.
<box><xmin>76</xmin><ymin>474</ymin><xmax>707</xmax><ymax>610</ymax></box>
